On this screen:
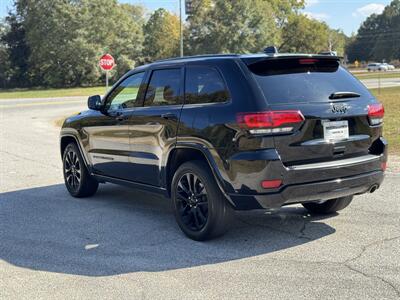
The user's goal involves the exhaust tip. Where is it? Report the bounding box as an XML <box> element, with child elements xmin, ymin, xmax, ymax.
<box><xmin>369</xmin><ymin>184</ymin><xmax>379</xmax><ymax>193</ymax></box>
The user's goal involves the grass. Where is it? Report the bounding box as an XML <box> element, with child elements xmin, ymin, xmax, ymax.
<box><xmin>0</xmin><ymin>86</ymin><xmax>107</xmax><ymax>99</ymax></box>
<box><xmin>354</xmin><ymin>72</ymin><xmax>400</xmax><ymax>80</ymax></box>
<box><xmin>370</xmin><ymin>86</ymin><xmax>400</xmax><ymax>155</ymax></box>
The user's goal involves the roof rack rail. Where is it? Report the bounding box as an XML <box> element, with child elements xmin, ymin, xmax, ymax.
<box><xmin>154</xmin><ymin>53</ymin><xmax>239</xmax><ymax>63</ymax></box>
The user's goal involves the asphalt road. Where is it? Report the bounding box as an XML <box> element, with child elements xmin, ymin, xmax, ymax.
<box><xmin>0</xmin><ymin>97</ymin><xmax>399</xmax><ymax>299</ymax></box>
<box><xmin>360</xmin><ymin>77</ymin><xmax>400</xmax><ymax>89</ymax></box>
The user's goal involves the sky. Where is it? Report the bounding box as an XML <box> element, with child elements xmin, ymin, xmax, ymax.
<box><xmin>0</xmin><ymin>0</ymin><xmax>393</xmax><ymax>36</ymax></box>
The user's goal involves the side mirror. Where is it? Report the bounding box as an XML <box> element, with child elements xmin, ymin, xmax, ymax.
<box><xmin>88</xmin><ymin>95</ymin><xmax>102</xmax><ymax>110</ymax></box>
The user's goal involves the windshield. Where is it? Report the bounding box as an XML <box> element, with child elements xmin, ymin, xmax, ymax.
<box><xmin>247</xmin><ymin>58</ymin><xmax>372</xmax><ymax>104</ymax></box>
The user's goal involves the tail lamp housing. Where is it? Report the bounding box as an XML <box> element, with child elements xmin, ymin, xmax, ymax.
<box><xmin>368</xmin><ymin>103</ymin><xmax>384</xmax><ymax>126</ymax></box>
<box><xmin>237</xmin><ymin>110</ymin><xmax>305</xmax><ymax>135</ymax></box>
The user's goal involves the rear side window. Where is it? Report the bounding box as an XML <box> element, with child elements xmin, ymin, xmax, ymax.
<box><xmin>247</xmin><ymin>59</ymin><xmax>372</xmax><ymax>104</ymax></box>
<box><xmin>144</xmin><ymin>69</ymin><xmax>182</xmax><ymax>106</ymax></box>
<box><xmin>184</xmin><ymin>66</ymin><xmax>229</xmax><ymax>105</ymax></box>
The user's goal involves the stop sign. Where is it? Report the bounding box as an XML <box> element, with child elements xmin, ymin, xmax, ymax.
<box><xmin>99</xmin><ymin>54</ymin><xmax>115</xmax><ymax>71</ymax></box>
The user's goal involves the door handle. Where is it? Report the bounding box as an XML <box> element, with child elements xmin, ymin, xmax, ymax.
<box><xmin>116</xmin><ymin>114</ymin><xmax>128</xmax><ymax>122</ymax></box>
<box><xmin>161</xmin><ymin>113</ymin><xmax>177</xmax><ymax>120</ymax></box>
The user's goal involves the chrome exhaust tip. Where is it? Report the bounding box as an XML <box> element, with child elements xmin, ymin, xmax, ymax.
<box><xmin>369</xmin><ymin>184</ymin><xmax>379</xmax><ymax>193</ymax></box>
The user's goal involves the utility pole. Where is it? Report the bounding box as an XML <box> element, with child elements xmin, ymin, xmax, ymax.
<box><xmin>179</xmin><ymin>0</ymin><xmax>184</xmax><ymax>57</ymax></box>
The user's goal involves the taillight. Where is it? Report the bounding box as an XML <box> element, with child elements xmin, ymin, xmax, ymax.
<box><xmin>237</xmin><ymin>110</ymin><xmax>304</xmax><ymax>134</ymax></box>
<box><xmin>368</xmin><ymin>103</ymin><xmax>384</xmax><ymax>126</ymax></box>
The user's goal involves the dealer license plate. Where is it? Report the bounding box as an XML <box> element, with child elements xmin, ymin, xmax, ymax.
<box><xmin>323</xmin><ymin>120</ymin><xmax>349</xmax><ymax>141</ymax></box>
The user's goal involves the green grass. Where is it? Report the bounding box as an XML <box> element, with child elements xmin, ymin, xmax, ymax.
<box><xmin>0</xmin><ymin>86</ymin><xmax>107</xmax><ymax>99</ymax></box>
<box><xmin>370</xmin><ymin>86</ymin><xmax>400</xmax><ymax>155</ymax></box>
<box><xmin>354</xmin><ymin>72</ymin><xmax>400</xmax><ymax>80</ymax></box>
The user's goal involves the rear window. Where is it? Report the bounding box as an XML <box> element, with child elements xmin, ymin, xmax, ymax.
<box><xmin>247</xmin><ymin>58</ymin><xmax>372</xmax><ymax>104</ymax></box>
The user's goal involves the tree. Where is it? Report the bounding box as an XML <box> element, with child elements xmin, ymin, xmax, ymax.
<box><xmin>5</xmin><ymin>0</ymin><xmax>145</xmax><ymax>87</ymax></box>
<box><xmin>1</xmin><ymin>12</ymin><xmax>30</xmax><ymax>87</ymax></box>
<box><xmin>346</xmin><ymin>0</ymin><xmax>400</xmax><ymax>62</ymax></box>
<box><xmin>372</xmin><ymin>0</ymin><xmax>400</xmax><ymax>61</ymax></box>
<box><xmin>280</xmin><ymin>14</ymin><xmax>329</xmax><ymax>54</ymax></box>
<box><xmin>186</xmin><ymin>0</ymin><xmax>281</xmax><ymax>54</ymax></box>
<box><xmin>143</xmin><ymin>8</ymin><xmax>180</xmax><ymax>61</ymax></box>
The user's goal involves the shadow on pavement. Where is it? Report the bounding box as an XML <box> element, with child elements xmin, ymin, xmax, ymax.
<box><xmin>0</xmin><ymin>183</ymin><xmax>336</xmax><ymax>276</ymax></box>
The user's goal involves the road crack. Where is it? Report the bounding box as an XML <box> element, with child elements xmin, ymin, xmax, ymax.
<box><xmin>343</xmin><ymin>235</ymin><xmax>400</xmax><ymax>298</ymax></box>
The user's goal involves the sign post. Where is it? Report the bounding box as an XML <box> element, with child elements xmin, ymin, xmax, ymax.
<box><xmin>99</xmin><ymin>54</ymin><xmax>115</xmax><ymax>91</ymax></box>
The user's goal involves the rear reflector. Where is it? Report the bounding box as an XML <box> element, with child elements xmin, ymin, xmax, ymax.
<box><xmin>368</xmin><ymin>103</ymin><xmax>384</xmax><ymax>125</ymax></box>
<box><xmin>261</xmin><ymin>179</ymin><xmax>282</xmax><ymax>189</ymax></box>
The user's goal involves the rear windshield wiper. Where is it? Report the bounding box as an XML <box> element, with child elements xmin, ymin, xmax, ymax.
<box><xmin>329</xmin><ymin>91</ymin><xmax>361</xmax><ymax>100</ymax></box>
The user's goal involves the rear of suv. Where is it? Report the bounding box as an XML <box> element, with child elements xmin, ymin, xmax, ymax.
<box><xmin>60</xmin><ymin>52</ymin><xmax>387</xmax><ymax>241</ymax></box>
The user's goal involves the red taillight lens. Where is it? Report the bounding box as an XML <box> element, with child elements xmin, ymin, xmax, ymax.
<box><xmin>261</xmin><ymin>179</ymin><xmax>282</xmax><ymax>189</ymax></box>
<box><xmin>381</xmin><ymin>162</ymin><xmax>387</xmax><ymax>171</ymax></box>
<box><xmin>237</xmin><ymin>111</ymin><xmax>304</xmax><ymax>129</ymax></box>
<box><xmin>368</xmin><ymin>103</ymin><xmax>384</xmax><ymax>125</ymax></box>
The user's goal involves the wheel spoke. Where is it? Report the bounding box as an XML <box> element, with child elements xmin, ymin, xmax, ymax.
<box><xmin>192</xmin><ymin>209</ymin><xmax>200</xmax><ymax>229</ymax></box>
<box><xmin>177</xmin><ymin>192</ymin><xmax>188</xmax><ymax>203</ymax></box>
<box><xmin>178</xmin><ymin>181</ymin><xmax>190</xmax><ymax>196</ymax></box>
<box><xmin>192</xmin><ymin>175</ymin><xmax>199</xmax><ymax>194</ymax></box>
<box><xmin>65</xmin><ymin>154</ymin><xmax>72</xmax><ymax>166</ymax></box>
<box><xmin>196</xmin><ymin>207</ymin><xmax>207</xmax><ymax>224</ymax></box>
<box><xmin>185</xmin><ymin>173</ymin><xmax>192</xmax><ymax>193</ymax></box>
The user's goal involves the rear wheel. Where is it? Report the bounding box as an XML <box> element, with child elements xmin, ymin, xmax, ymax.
<box><xmin>302</xmin><ymin>196</ymin><xmax>353</xmax><ymax>214</ymax></box>
<box><xmin>171</xmin><ymin>161</ymin><xmax>232</xmax><ymax>241</ymax></box>
<box><xmin>63</xmin><ymin>143</ymin><xmax>98</xmax><ymax>197</ymax></box>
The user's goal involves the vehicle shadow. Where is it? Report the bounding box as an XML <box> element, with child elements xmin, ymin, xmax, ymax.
<box><xmin>0</xmin><ymin>183</ymin><xmax>336</xmax><ymax>276</ymax></box>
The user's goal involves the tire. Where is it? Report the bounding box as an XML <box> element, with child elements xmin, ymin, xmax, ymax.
<box><xmin>171</xmin><ymin>160</ymin><xmax>233</xmax><ymax>241</ymax></box>
<box><xmin>63</xmin><ymin>142</ymin><xmax>98</xmax><ymax>197</ymax></box>
<box><xmin>302</xmin><ymin>196</ymin><xmax>353</xmax><ymax>214</ymax></box>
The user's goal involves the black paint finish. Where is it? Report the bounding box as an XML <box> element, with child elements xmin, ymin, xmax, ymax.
<box><xmin>60</xmin><ymin>54</ymin><xmax>388</xmax><ymax>210</ymax></box>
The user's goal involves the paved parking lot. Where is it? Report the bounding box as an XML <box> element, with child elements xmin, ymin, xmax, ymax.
<box><xmin>0</xmin><ymin>98</ymin><xmax>399</xmax><ymax>299</ymax></box>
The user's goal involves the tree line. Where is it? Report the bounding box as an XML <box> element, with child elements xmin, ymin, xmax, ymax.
<box><xmin>0</xmin><ymin>0</ymin><xmax>348</xmax><ymax>89</ymax></box>
<box><xmin>346</xmin><ymin>0</ymin><xmax>400</xmax><ymax>63</ymax></box>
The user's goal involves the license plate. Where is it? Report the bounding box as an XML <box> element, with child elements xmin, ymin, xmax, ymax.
<box><xmin>323</xmin><ymin>120</ymin><xmax>349</xmax><ymax>141</ymax></box>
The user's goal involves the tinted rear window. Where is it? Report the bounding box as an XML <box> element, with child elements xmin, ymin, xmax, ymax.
<box><xmin>247</xmin><ymin>58</ymin><xmax>372</xmax><ymax>104</ymax></box>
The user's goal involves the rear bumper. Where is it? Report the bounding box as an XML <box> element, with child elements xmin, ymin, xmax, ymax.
<box><xmin>229</xmin><ymin>170</ymin><xmax>384</xmax><ymax>210</ymax></box>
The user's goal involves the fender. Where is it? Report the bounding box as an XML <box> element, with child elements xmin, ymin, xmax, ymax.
<box><xmin>171</xmin><ymin>142</ymin><xmax>236</xmax><ymax>206</ymax></box>
<box><xmin>60</xmin><ymin>129</ymin><xmax>92</xmax><ymax>171</ymax></box>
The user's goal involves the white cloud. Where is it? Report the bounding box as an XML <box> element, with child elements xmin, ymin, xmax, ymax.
<box><xmin>352</xmin><ymin>3</ymin><xmax>385</xmax><ymax>17</ymax></box>
<box><xmin>305</xmin><ymin>0</ymin><xmax>319</xmax><ymax>7</ymax></box>
<box><xmin>303</xmin><ymin>11</ymin><xmax>330</xmax><ymax>21</ymax></box>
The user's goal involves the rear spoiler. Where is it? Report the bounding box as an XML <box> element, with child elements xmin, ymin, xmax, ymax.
<box><xmin>243</xmin><ymin>54</ymin><xmax>342</xmax><ymax>66</ymax></box>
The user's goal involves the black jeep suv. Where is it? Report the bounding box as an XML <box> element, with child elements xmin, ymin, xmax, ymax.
<box><xmin>60</xmin><ymin>53</ymin><xmax>387</xmax><ymax>240</ymax></box>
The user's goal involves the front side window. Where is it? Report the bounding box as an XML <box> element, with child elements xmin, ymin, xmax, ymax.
<box><xmin>106</xmin><ymin>72</ymin><xmax>145</xmax><ymax>110</ymax></box>
<box><xmin>184</xmin><ymin>66</ymin><xmax>230</xmax><ymax>105</ymax></box>
<box><xmin>144</xmin><ymin>69</ymin><xmax>182</xmax><ymax>106</ymax></box>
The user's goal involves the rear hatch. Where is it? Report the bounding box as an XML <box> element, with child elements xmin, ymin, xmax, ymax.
<box><xmin>244</xmin><ymin>56</ymin><xmax>384</xmax><ymax>166</ymax></box>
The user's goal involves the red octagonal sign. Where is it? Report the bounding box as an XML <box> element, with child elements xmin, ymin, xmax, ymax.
<box><xmin>99</xmin><ymin>54</ymin><xmax>115</xmax><ymax>71</ymax></box>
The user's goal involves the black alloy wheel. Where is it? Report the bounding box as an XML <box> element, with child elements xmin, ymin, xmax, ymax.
<box><xmin>63</xmin><ymin>143</ymin><xmax>98</xmax><ymax>198</ymax></box>
<box><xmin>176</xmin><ymin>172</ymin><xmax>209</xmax><ymax>231</ymax></box>
<box><xmin>172</xmin><ymin>161</ymin><xmax>232</xmax><ymax>241</ymax></box>
<box><xmin>64</xmin><ymin>149</ymin><xmax>81</xmax><ymax>191</ymax></box>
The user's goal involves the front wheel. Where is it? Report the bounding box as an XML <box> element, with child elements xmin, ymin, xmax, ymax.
<box><xmin>302</xmin><ymin>196</ymin><xmax>353</xmax><ymax>214</ymax></box>
<box><xmin>63</xmin><ymin>143</ymin><xmax>98</xmax><ymax>197</ymax></box>
<box><xmin>171</xmin><ymin>161</ymin><xmax>232</xmax><ymax>241</ymax></box>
